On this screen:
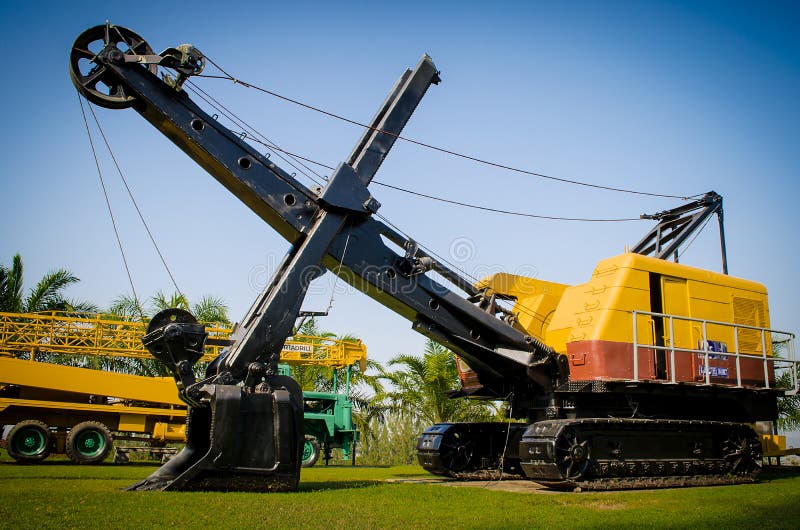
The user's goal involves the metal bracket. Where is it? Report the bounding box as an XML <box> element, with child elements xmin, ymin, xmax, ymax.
<box><xmin>319</xmin><ymin>163</ymin><xmax>380</xmax><ymax>214</ymax></box>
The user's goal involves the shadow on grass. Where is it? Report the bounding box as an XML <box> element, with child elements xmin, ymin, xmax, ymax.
<box><xmin>0</xmin><ymin>460</ymin><xmax>161</xmax><ymax>468</ymax></box>
<box><xmin>761</xmin><ymin>466</ymin><xmax>800</xmax><ymax>481</ymax></box>
<box><xmin>298</xmin><ymin>480</ymin><xmax>382</xmax><ymax>492</ymax></box>
<box><xmin>313</xmin><ymin>464</ymin><xmax>392</xmax><ymax>469</ymax></box>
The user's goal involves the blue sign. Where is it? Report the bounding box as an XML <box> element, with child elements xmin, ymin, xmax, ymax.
<box><xmin>698</xmin><ymin>340</ymin><xmax>728</xmax><ymax>360</ymax></box>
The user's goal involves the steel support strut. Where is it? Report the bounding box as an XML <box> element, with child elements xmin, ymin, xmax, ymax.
<box><xmin>633</xmin><ymin>191</ymin><xmax>727</xmax><ymax>273</ymax></box>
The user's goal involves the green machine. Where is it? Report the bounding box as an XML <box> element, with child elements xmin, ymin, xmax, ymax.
<box><xmin>278</xmin><ymin>364</ymin><xmax>359</xmax><ymax>467</ymax></box>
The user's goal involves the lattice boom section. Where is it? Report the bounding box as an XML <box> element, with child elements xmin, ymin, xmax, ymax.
<box><xmin>0</xmin><ymin>312</ymin><xmax>365</xmax><ymax>369</ymax></box>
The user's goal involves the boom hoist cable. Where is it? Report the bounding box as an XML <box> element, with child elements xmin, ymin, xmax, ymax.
<box><xmin>88</xmin><ymin>43</ymin><xmax>700</xmax><ymax>327</ymax></box>
<box><xmin>177</xmin><ymin>80</ymin><xmax>609</xmax><ymax>323</ymax></box>
<box><xmin>185</xmin><ymin>79</ymin><xmax>643</xmax><ymax>223</ymax></box>
<box><xmin>184</xmin><ymin>81</ymin><xmax>327</xmax><ymax>188</ymax></box>
<box><xmin>171</xmin><ymin>69</ymin><xmax>696</xmax><ymax>330</ymax></box>
<box><xmin>196</xmin><ymin>56</ymin><xmax>701</xmax><ymax>201</ymax></box>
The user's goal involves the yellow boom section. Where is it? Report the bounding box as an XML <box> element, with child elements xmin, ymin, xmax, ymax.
<box><xmin>0</xmin><ymin>355</ymin><xmax>184</xmax><ymax>406</ymax></box>
<box><xmin>0</xmin><ymin>312</ymin><xmax>366</xmax><ymax>370</ymax></box>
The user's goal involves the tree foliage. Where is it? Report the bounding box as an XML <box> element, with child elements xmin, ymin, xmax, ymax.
<box><xmin>0</xmin><ymin>254</ymin><xmax>97</xmax><ymax>313</ymax></box>
<box><xmin>353</xmin><ymin>339</ymin><xmax>500</xmax><ymax>465</ymax></box>
<box><xmin>104</xmin><ymin>290</ymin><xmax>231</xmax><ymax>377</ymax></box>
<box><xmin>377</xmin><ymin>339</ymin><xmax>497</xmax><ymax>425</ymax></box>
<box><xmin>108</xmin><ymin>290</ymin><xmax>231</xmax><ymax>325</ymax></box>
<box><xmin>773</xmin><ymin>341</ymin><xmax>800</xmax><ymax>431</ymax></box>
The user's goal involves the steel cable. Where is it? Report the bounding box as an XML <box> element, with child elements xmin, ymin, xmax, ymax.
<box><xmin>77</xmin><ymin>95</ymin><xmax>146</xmax><ymax>320</ymax></box>
<box><xmin>198</xmin><ymin>57</ymin><xmax>700</xmax><ymax>201</ymax></box>
<box><xmin>86</xmin><ymin>103</ymin><xmax>186</xmax><ymax>301</ymax></box>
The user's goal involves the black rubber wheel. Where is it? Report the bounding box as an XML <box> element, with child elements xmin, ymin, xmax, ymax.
<box><xmin>66</xmin><ymin>421</ymin><xmax>113</xmax><ymax>464</ymax></box>
<box><xmin>301</xmin><ymin>438</ymin><xmax>320</xmax><ymax>468</ymax></box>
<box><xmin>7</xmin><ymin>420</ymin><xmax>51</xmax><ymax>463</ymax></box>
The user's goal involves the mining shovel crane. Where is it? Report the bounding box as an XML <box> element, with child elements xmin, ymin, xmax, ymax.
<box><xmin>70</xmin><ymin>24</ymin><xmax>797</xmax><ymax>492</ymax></box>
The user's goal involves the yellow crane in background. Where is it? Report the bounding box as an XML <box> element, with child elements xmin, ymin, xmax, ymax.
<box><xmin>0</xmin><ymin>311</ymin><xmax>366</xmax><ymax>465</ymax></box>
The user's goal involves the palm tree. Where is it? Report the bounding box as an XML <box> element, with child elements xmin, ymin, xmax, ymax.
<box><xmin>378</xmin><ymin>339</ymin><xmax>497</xmax><ymax>425</ymax></box>
<box><xmin>108</xmin><ymin>290</ymin><xmax>231</xmax><ymax>325</ymax></box>
<box><xmin>150</xmin><ymin>290</ymin><xmax>189</xmax><ymax>314</ymax></box>
<box><xmin>0</xmin><ymin>254</ymin><xmax>97</xmax><ymax>313</ymax></box>
<box><xmin>190</xmin><ymin>295</ymin><xmax>230</xmax><ymax>325</ymax></box>
<box><xmin>774</xmin><ymin>341</ymin><xmax>800</xmax><ymax>431</ymax></box>
<box><xmin>107</xmin><ymin>292</ymin><xmax>145</xmax><ymax>320</ymax></box>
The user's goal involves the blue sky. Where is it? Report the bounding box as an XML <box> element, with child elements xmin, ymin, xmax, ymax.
<box><xmin>1</xmin><ymin>0</ymin><xmax>798</xmax><ymax>365</ymax></box>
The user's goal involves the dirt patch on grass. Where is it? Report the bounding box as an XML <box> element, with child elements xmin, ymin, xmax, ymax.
<box><xmin>586</xmin><ymin>501</ymin><xmax>625</xmax><ymax>510</ymax></box>
<box><xmin>387</xmin><ymin>477</ymin><xmax>562</xmax><ymax>494</ymax></box>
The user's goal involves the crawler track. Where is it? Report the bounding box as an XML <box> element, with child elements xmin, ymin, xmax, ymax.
<box><xmin>419</xmin><ymin>419</ymin><xmax>763</xmax><ymax>490</ymax></box>
<box><xmin>519</xmin><ymin>418</ymin><xmax>762</xmax><ymax>490</ymax></box>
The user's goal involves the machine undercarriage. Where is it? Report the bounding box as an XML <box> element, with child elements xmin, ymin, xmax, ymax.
<box><xmin>418</xmin><ymin>384</ymin><xmax>773</xmax><ymax>490</ymax></box>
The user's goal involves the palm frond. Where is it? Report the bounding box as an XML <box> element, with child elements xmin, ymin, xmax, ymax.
<box><xmin>0</xmin><ymin>254</ymin><xmax>24</xmax><ymax>312</ymax></box>
<box><xmin>151</xmin><ymin>290</ymin><xmax>188</xmax><ymax>311</ymax></box>
<box><xmin>108</xmin><ymin>293</ymin><xmax>148</xmax><ymax>320</ymax></box>
<box><xmin>24</xmin><ymin>269</ymin><xmax>80</xmax><ymax>312</ymax></box>
<box><xmin>192</xmin><ymin>295</ymin><xmax>230</xmax><ymax>324</ymax></box>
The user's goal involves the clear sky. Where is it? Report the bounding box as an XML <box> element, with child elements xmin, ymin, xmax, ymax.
<box><xmin>1</xmin><ymin>0</ymin><xmax>798</xmax><ymax>366</ymax></box>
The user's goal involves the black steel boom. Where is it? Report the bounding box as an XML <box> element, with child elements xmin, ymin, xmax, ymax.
<box><xmin>71</xmin><ymin>24</ymin><xmax>558</xmax><ymax>399</ymax></box>
<box><xmin>70</xmin><ymin>24</ymin><xmax>560</xmax><ymax>491</ymax></box>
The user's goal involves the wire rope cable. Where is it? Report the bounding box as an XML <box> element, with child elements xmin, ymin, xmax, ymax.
<box><xmin>86</xmin><ymin>103</ymin><xmax>185</xmax><ymax>300</ymax></box>
<box><xmin>197</xmin><ymin>56</ymin><xmax>700</xmax><ymax>201</ymax></box>
<box><xmin>181</xmin><ymin>80</ymin><xmax>570</xmax><ymax>321</ymax></box>
<box><xmin>676</xmin><ymin>213</ymin><xmax>715</xmax><ymax>260</ymax></box>
<box><xmin>326</xmin><ymin>223</ymin><xmax>353</xmax><ymax>314</ymax></box>
<box><xmin>186</xmin><ymin>79</ymin><xmax>643</xmax><ymax>223</ymax></box>
<box><xmin>77</xmin><ymin>95</ymin><xmax>146</xmax><ymax>320</ymax></box>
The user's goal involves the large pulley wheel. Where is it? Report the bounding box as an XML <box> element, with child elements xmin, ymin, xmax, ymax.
<box><xmin>69</xmin><ymin>24</ymin><xmax>157</xmax><ymax>109</ymax></box>
<box><xmin>66</xmin><ymin>421</ymin><xmax>113</xmax><ymax>464</ymax></box>
<box><xmin>554</xmin><ymin>427</ymin><xmax>591</xmax><ymax>480</ymax></box>
<box><xmin>7</xmin><ymin>420</ymin><xmax>52</xmax><ymax>463</ymax></box>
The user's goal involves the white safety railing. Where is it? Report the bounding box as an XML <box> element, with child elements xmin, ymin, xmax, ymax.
<box><xmin>632</xmin><ymin>310</ymin><xmax>797</xmax><ymax>394</ymax></box>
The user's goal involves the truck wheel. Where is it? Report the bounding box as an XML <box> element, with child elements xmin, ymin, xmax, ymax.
<box><xmin>7</xmin><ymin>420</ymin><xmax>52</xmax><ymax>463</ymax></box>
<box><xmin>65</xmin><ymin>421</ymin><xmax>112</xmax><ymax>464</ymax></box>
<box><xmin>302</xmin><ymin>438</ymin><xmax>320</xmax><ymax>468</ymax></box>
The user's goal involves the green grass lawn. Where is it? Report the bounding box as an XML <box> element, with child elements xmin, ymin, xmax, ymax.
<box><xmin>1</xmin><ymin>450</ymin><xmax>799</xmax><ymax>529</ymax></box>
